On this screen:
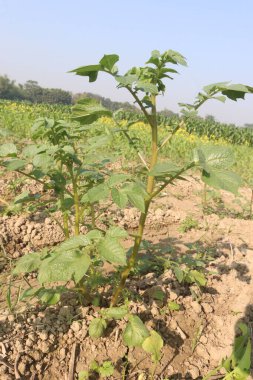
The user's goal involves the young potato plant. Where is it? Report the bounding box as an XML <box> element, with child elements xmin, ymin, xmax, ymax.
<box><xmin>70</xmin><ymin>49</ymin><xmax>251</xmax><ymax>308</ymax></box>
<box><xmin>1</xmin><ymin>117</ymin><xmax>142</xmax><ymax>303</ymax></box>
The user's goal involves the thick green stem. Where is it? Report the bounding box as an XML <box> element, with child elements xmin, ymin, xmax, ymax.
<box><xmin>203</xmin><ymin>183</ymin><xmax>207</xmax><ymax>211</ymax></box>
<box><xmin>59</xmin><ymin>192</ymin><xmax>70</xmax><ymax>238</ymax></box>
<box><xmin>69</xmin><ymin>167</ymin><xmax>80</xmax><ymax>236</ymax></box>
<box><xmin>63</xmin><ymin>213</ymin><xmax>70</xmax><ymax>238</ymax></box>
<box><xmin>110</xmin><ymin>95</ymin><xmax>158</xmax><ymax>307</ymax></box>
<box><xmin>90</xmin><ymin>203</ymin><xmax>96</xmax><ymax>229</ymax></box>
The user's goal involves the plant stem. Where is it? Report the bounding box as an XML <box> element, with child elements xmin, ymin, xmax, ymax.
<box><xmin>250</xmin><ymin>188</ymin><xmax>253</xmax><ymax>219</ymax></box>
<box><xmin>90</xmin><ymin>203</ymin><xmax>96</xmax><ymax>229</ymax></box>
<box><xmin>110</xmin><ymin>95</ymin><xmax>158</xmax><ymax>307</ymax></box>
<box><xmin>203</xmin><ymin>182</ymin><xmax>207</xmax><ymax>211</ymax></box>
<box><xmin>59</xmin><ymin>192</ymin><xmax>70</xmax><ymax>238</ymax></box>
<box><xmin>63</xmin><ymin>213</ymin><xmax>70</xmax><ymax>238</ymax></box>
<box><xmin>69</xmin><ymin>167</ymin><xmax>80</xmax><ymax>236</ymax></box>
<box><xmin>16</xmin><ymin>169</ymin><xmax>73</xmax><ymax>198</ymax></box>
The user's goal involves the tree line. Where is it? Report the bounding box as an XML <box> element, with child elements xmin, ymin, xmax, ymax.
<box><xmin>0</xmin><ymin>76</ymin><xmax>72</xmax><ymax>105</ymax></box>
<box><xmin>0</xmin><ymin>74</ymin><xmax>139</xmax><ymax>111</ymax></box>
<box><xmin>0</xmin><ymin>75</ymin><xmax>180</xmax><ymax>116</ymax></box>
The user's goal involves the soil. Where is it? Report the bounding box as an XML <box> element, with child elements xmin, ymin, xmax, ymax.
<box><xmin>0</xmin><ymin>174</ymin><xmax>253</xmax><ymax>379</ymax></box>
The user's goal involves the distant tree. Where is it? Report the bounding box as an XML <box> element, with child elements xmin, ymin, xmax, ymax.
<box><xmin>23</xmin><ymin>80</ymin><xmax>43</xmax><ymax>103</ymax></box>
<box><xmin>22</xmin><ymin>81</ymin><xmax>72</xmax><ymax>104</ymax></box>
<box><xmin>0</xmin><ymin>75</ymin><xmax>23</xmax><ymax>100</ymax></box>
<box><xmin>41</xmin><ymin>88</ymin><xmax>72</xmax><ymax>105</ymax></box>
<box><xmin>244</xmin><ymin>123</ymin><xmax>253</xmax><ymax>128</ymax></box>
<box><xmin>205</xmin><ymin>114</ymin><xmax>216</xmax><ymax>122</ymax></box>
<box><xmin>158</xmin><ymin>108</ymin><xmax>177</xmax><ymax>117</ymax></box>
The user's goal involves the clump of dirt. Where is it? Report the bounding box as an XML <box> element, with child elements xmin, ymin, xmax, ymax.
<box><xmin>0</xmin><ymin>214</ymin><xmax>64</xmax><ymax>259</ymax></box>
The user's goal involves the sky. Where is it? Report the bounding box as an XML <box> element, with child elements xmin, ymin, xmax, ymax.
<box><xmin>1</xmin><ymin>0</ymin><xmax>253</xmax><ymax>125</ymax></box>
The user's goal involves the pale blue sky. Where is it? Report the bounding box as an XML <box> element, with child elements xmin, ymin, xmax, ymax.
<box><xmin>1</xmin><ymin>0</ymin><xmax>253</xmax><ymax>125</ymax></box>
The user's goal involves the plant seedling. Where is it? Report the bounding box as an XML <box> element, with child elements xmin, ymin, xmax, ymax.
<box><xmin>179</xmin><ymin>215</ymin><xmax>199</xmax><ymax>233</ymax></box>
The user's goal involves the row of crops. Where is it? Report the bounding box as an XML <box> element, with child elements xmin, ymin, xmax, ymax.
<box><xmin>116</xmin><ymin>110</ymin><xmax>253</xmax><ymax>147</ymax></box>
<box><xmin>1</xmin><ymin>100</ymin><xmax>253</xmax><ymax>147</ymax></box>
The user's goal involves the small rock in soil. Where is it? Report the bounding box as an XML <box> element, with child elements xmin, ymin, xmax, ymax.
<box><xmin>191</xmin><ymin>301</ymin><xmax>202</xmax><ymax>314</ymax></box>
<box><xmin>202</xmin><ymin>302</ymin><xmax>213</xmax><ymax>314</ymax></box>
<box><xmin>70</xmin><ymin>321</ymin><xmax>81</xmax><ymax>333</ymax></box>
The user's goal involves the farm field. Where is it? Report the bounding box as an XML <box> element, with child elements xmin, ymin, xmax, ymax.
<box><xmin>0</xmin><ymin>98</ymin><xmax>253</xmax><ymax>379</ymax></box>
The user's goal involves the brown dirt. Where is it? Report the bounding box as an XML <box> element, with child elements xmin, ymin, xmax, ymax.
<box><xmin>0</xmin><ymin>175</ymin><xmax>253</xmax><ymax>379</ymax></box>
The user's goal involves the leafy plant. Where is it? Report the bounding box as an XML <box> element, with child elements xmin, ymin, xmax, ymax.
<box><xmin>203</xmin><ymin>323</ymin><xmax>251</xmax><ymax>380</ymax></box>
<box><xmin>71</xmin><ymin>49</ymin><xmax>251</xmax><ymax>307</ymax></box>
<box><xmin>179</xmin><ymin>215</ymin><xmax>199</xmax><ymax>233</ymax></box>
<box><xmin>78</xmin><ymin>360</ymin><xmax>115</xmax><ymax>379</ymax></box>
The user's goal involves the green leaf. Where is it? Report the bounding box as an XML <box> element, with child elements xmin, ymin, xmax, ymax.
<box><xmin>13</xmin><ymin>252</ymin><xmax>41</xmax><ymax>275</ymax></box>
<box><xmin>56</xmin><ymin>235</ymin><xmax>91</xmax><ymax>252</ymax></box>
<box><xmin>99</xmin><ymin>54</ymin><xmax>119</xmax><ymax>72</ymax></box>
<box><xmin>107</xmin><ymin>226</ymin><xmax>128</xmax><ymax>238</ymax></box>
<box><xmin>123</xmin><ymin>184</ymin><xmax>146</xmax><ymax>212</ymax></box>
<box><xmin>87</xmin><ymin>183</ymin><xmax>110</xmax><ymax>203</ymax></box>
<box><xmin>22</xmin><ymin>144</ymin><xmax>40</xmax><ymax>158</ymax></box>
<box><xmin>202</xmin><ymin>169</ymin><xmax>242</xmax><ymax>194</ymax></box>
<box><xmin>71</xmin><ymin>97</ymin><xmax>112</xmax><ymax>125</ymax></box>
<box><xmin>4</xmin><ymin>159</ymin><xmax>26</xmax><ymax>171</ymax></box>
<box><xmin>70</xmin><ymin>64</ymin><xmax>101</xmax><ymax>82</ymax></box>
<box><xmin>98</xmin><ymin>361</ymin><xmax>115</xmax><ymax>377</ymax></box>
<box><xmin>148</xmin><ymin>287</ymin><xmax>166</xmax><ymax>301</ymax></box>
<box><xmin>168</xmin><ymin>301</ymin><xmax>180</xmax><ymax>311</ymax></box>
<box><xmin>0</xmin><ymin>143</ymin><xmax>17</xmax><ymax>157</ymax></box>
<box><xmin>203</xmin><ymin>81</ymin><xmax>230</xmax><ymax>94</ymax></box>
<box><xmin>78</xmin><ymin>370</ymin><xmax>89</xmax><ymax>380</ymax></box>
<box><xmin>204</xmin><ymin>82</ymin><xmax>251</xmax><ymax>102</ymax></box>
<box><xmin>36</xmin><ymin>287</ymin><xmax>64</xmax><ymax>305</ymax></box>
<box><xmin>14</xmin><ymin>191</ymin><xmax>30</xmax><ymax>204</ymax></box>
<box><xmin>58</xmin><ymin>196</ymin><xmax>74</xmax><ymax>211</ymax></box>
<box><xmin>20</xmin><ymin>287</ymin><xmax>40</xmax><ymax>301</ymax></box>
<box><xmin>189</xmin><ymin>270</ymin><xmax>207</xmax><ymax>286</ymax></box>
<box><xmin>136</xmin><ymin>80</ymin><xmax>158</xmax><ymax>94</ymax></box>
<box><xmin>111</xmin><ymin>188</ymin><xmax>128</xmax><ymax>208</ymax></box>
<box><xmin>88</xmin><ymin>318</ymin><xmax>107</xmax><ymax>338</ymax></box>
<box><xmin>194</xmin><ymin>146</ymin><xmax>234</xmax><ymax>170</ymax></box>
<box><xmin>101</xmin><ymin>306</ymin><xmax>128</xmax><ymax>320</ymax></box>
<box><xmin>163</xmin><ymin>50</ymin><xmax>187</xmax><ymax>66</ymax></box>
<box><xmin>146</xmin><ymin>50</ymin><xmax>161</xmax><ymax>66</ymax></box>
<box><xmin>98</xmin><ymin>237</ymin><xmax>126</xmax><ymax>265</ymax></box>
<box><xmin>149</xmin><ymin>161</ymin><xmax>180</xmax><ymax>177</ymax></box>
<box><xmin>123</xmin><ymin>315</ymin><xmax>149</xmax><ymax>347</ymax></box>
<box><xmin>234</xmin><ymin>340</ymin><xmax>251</xmax><ymax>378</ymax></box>
<box><xmin>38</xmin><ymin>250</ymin><xmax>90</xmax><ymax>284</ymax></box>
<box><xmin>107</xmin><ymin>173</ymin><xmax>129</xmax><ymax>187</ymax></box>
<box><xmin>142</xmin><ymin>330</ymin><xmax>163</xmax><ymax>362</ymax></box>
<box><xmin>173</xmin><ymin>267</ymin><xmax>184</xmax><ymax>283</ymax></box>
<box><xmin>33</xmin><ymin>153</ymin><xmax>53</xmax><ymax>171</ymax></box>
<box><xmin>127</xmin><ymin>191</ymin><xmax>145</xmax><ymax>212</ymax></box>
<box><xmin>115</xmin><ymin>74</ymin><xmax>138</xmax><ymax>86</ymax></box>
<box><xmin>86</xmin><ymin>229</ymin><xmax>103</xmax><ymax>241</ymax></box>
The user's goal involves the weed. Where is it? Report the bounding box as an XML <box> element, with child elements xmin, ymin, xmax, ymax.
<box><xmin>179</xmin><ymin>215</ymin><xmax>199</xmax><ymax>233</ymax></box>
<box><xmin>78</xmin><ymin>360</ymin><xmax>115</xmax><ymax>379</ymax></box>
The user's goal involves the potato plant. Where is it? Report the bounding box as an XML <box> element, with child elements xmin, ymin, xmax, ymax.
<box><xmin>70</xmin><ymin>50</ymin><xmax>251</xmax><ymax>307</ymax></box>
<box><xmin>4</xmin><ymin>49</ymin><xmax>252</xmax><ymax>355</ymax></box>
